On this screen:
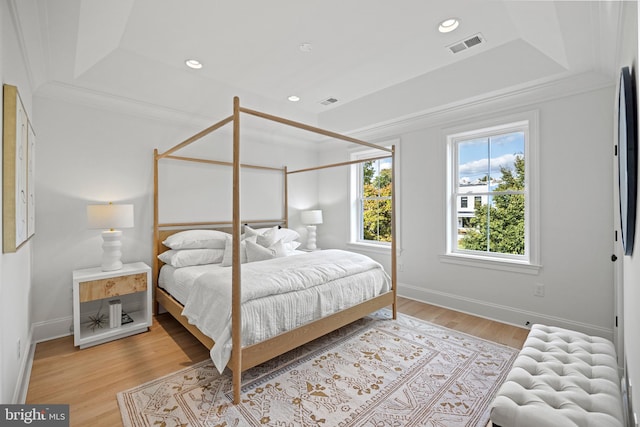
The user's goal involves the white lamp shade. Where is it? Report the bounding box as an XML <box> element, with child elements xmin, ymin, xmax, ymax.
<box><xmin>87</xmin><ymin>204</ymin><xmax>134</xmax><ymax>230</ymax></box>
<box><xmin>301</xmin><ymin>210</ymin><xmax>323</xmax><ymax>225</ymax></box>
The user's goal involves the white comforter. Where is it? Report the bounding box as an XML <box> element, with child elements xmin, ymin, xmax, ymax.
<box><xmin>181</xmin><ymin>249</ymin><xmax>391</xmax><ymax>372</ymax></box>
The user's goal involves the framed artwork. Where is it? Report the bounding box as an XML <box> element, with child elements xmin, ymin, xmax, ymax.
<box><xmin>3</xmin><ymin>84</ymin><xmax>36</xmax><ymax>253</ymax></box>
<box><xmin>618</xmin><ymin>66</ymin><xmax>637</xmax><ymax>256</ymax></box>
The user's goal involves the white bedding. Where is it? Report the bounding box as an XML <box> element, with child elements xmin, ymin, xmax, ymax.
<box><xmin>172</xmin><ymin>249</ymin><xmax>391</xmax><ymax>373</ymax></box>
<box><xmin>158</xmin><ymin>251</ymin><xmax>308</xmax><ymax>303</ymax></box>
<box><xmin>159</xmin><ymin>263</ymin><xmax>222</xmax><ymax>304</ymax></box>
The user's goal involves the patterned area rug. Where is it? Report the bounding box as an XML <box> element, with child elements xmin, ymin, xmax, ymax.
<box><xmin>117</xmin><ymin>311</ymin><xmax>518</xmax><ymax>427</ymax></box>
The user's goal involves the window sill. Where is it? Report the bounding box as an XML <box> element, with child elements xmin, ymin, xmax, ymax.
<box><xmin>439</xmin><ymin>253</ymin><xmax>541</xmax><ymax>275</ymax></box>
<box><xmin>347</xmin><ymin>242</ymin><xmax>391</xmax><ymax>255</ymax></box>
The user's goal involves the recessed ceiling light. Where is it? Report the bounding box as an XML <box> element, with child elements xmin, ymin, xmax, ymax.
<box><xmin>185</xmin><ymin>59</ymin><xmax>203</xmax><ymax>69</ymax></box>
<box><xmin>288</xmin><ymin>95</ymin><xmax>301</xmax><ymax>102</ymax></box>
<box><xmin>438</xmin><ymin>18</ymin><xmax>460</xmax><ymax>33</ymax></box>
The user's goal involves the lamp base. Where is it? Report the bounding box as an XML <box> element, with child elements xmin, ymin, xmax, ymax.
<box><xmin>306</xmin><ymin>225</ymin><xmax>318</xmax><ymax>251</ymax></box>
<box><xmin>101</xmin><ymin>230</ymin><xmax>123</xmax><ymax>271</ymax></box>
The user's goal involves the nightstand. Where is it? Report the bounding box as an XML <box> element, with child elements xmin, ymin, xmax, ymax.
<box><xmin>72</xmin><ymin>262</ymin><xmax>151</xmax><ymax>348</ymax></box>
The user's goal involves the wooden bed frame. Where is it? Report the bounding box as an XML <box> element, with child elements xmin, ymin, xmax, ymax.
<box><xmin>153</xmin><ymin>97</ymin><xmax>397</xmax><ymax>404</ymax></box>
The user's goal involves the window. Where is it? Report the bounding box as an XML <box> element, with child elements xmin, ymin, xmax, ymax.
<box><xmin>358</xmin><ymin>157</ymin><xmax>392</xmax><ymax>243</ymax></box>
<box><xmin>350</xmin><ymin>144</ymin><xmax>396</xmax><ymax>249</ymax></box>
<box><xmin>444</xmin><ymin>113</ymin><xmax>539</xmax><ymax>272</ymax></box>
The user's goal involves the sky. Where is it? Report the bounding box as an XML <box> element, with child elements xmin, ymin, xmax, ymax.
<box><xmin>458</xmin><ymin>131</ymin><xmax>524</xmax><ymax>183</ymax></box>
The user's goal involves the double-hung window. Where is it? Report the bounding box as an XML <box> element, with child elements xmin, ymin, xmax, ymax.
<box><xmin>444</xmin><ymin>112</ymin><xmax>539</xmax><ymax>272</ymax></box>
<box><xmin>350</xmin><ymin>145</ymin><xmax>396</xmax><ymax>250</ymax></box>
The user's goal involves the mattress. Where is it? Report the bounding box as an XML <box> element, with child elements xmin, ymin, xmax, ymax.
<box><xmin>160</xmin><ymin>249</ymin><xmax>391</xmax><ymax>373</ymax></box>
<box><xmin>158</xmin><ymin>263</ymin><xmax>223</xmax><ymax>305</ymax></box>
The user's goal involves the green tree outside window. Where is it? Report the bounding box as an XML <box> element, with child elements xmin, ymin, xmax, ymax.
<box><xmin>361</xmin><ymin>160</ymin><xmax>392</xmax><ymax>242</ymax></box>
<box><xmin>459</xmin><ymin>155</ymin><xmax>525</xmax><ymax>254</ymax></box>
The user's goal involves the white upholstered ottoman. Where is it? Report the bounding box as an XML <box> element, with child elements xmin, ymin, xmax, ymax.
<box><xmin>490</xmin><ymin>324</ymin><xmax>624</xmax><ymax>427</ymax></box>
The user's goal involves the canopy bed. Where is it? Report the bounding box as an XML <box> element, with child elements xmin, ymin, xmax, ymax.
<box><xmin>153</xmin><ymin>97</ymin><xmax>397</xmax><ymax>404</ymax></box>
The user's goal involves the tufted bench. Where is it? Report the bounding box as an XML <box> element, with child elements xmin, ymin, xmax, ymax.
<box><xmin>490</xmin><ymin>324</ymin><xmax>624</xmax><ymax>427</ymax></box>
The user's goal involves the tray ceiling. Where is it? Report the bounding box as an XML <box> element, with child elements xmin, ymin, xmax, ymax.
<box><xmin>15</xmin><ymin>0</ymin><xmax>622</xmax><ymax>129</ymax></box>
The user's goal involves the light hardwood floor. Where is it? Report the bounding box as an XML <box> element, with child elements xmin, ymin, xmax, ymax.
<box><xmin>26</xmin><ymin>296</ymin><xmax>528</xmax><ymax>426</ymax></box>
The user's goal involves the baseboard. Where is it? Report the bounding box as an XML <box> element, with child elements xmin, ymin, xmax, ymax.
<box><xmin>12</xmin><ymin>329</ymin><xmax>34</xmax><ymax>404</ymax></box>
<box><xmin>397</xmin><ymin>282</ymin><xmax>614</xmax><ymax>341</ymax></box>
<box><xmin>13</xmin><ymin>317</ymin><xmax>73</xmax><ymax>404</ymax></box>
<box><xmin>31</xmin><ymin>315</ymin><xmax>73</xmax><ymax>343</ymax></box>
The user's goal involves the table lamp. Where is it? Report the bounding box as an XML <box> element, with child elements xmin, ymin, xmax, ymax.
<box><xmin>87</xmin><ymin>203</ymin><xmax>134</xmax><ymax>271</ymax></box>
<box><xmin>301</xmin><ymin>209</ymin><xmax>323</xmax><ymax>251</ymax></box>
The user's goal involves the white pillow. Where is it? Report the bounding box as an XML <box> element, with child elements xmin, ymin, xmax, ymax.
<box><xmin>244</xmin><ymin>225</ymin><xmax>300</xmax><ymax>243</ymax></box>
<box><xmin>283</xmin><ymin>241</ymin><xmax>301</xmax><ymax>254</ymax></box>
<box><xmin>243</xmin><ymin>225</ymin><xmax>266</xmax><ymax>239</ymax></box>
<box><xmin>221</xmin><ymin>235</ymin><xmax>257</xmax><ymax>267</ymax></box>
<box><xmin>256</xmin><ymin>227</ymin><xmax>279</xmax><ymax>247</ymax></box>
<box><xmin>163</xmin><ymin>229</ymin><xmax>229</xmax><ymax>250</ymax></box>
<box><xmin>275</xmin><ymin>227</ymin><xmax>301</xmax><ymax>243</ymax></box>
<box><xmin>246</xmin><ymin>239</ymin><xmax>288</xmax><ymax>263</ymax></box>
<box><xmin>243</xmin><ymin>225</ymin><xmax>259</xmax><ymax>237</ymax></box>
<box><xmin>158</xmin><ymin>249</ymin><xmax>225</xmax><ymax>267</ymax></box>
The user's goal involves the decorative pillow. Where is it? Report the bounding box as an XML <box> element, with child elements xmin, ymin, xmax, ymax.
<box><xmin>244</xmin><ymin>225</ymin><xmax>300</xmax><ymax>243</ymax></box>
<box><xmin>275</xmin><ymin>227</ymin><xmax>301</xmax><ymax>243</ymax></box>
<box><xmin>221</xmin><ymin>235</ymin><xmax>257</xmax><ymax>267</ymax></box>
<box><xmin>242</xmin><ymin>225</ymin><xmax>266</xmax><ymax>240</ymax></box>
<box><xmin>246</xmin><ymin>239</ymin><xmax>288</xmax><ymax>263</ymax></box>
<box><xmin>158</xmin><ymin>249</ymin><xmax>225</xmax><ymax>268</ymax></box>
<box><xmin>256</xmin><ymin>227</ymin><xmax>279</xmax><ymax>247</ymax></box>
<box><xmin>243</xmin><ymin>225</ymin><xmax>259</xmax><ymax>237</ymax></box>
<box><xmin>283</xmin><ymin>241</ymin><xmax>301</xmax><ymax>254</ymax></box>
<box><xmin>163</xmin><ymin>229</ymin><xmax>229</xmax><ymax>250</ymax></box>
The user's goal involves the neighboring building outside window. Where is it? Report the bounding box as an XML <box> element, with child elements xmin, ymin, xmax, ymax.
<box><xmin>474</xmin><ymin>196</ymin><xmax>482</xmax><ymax>209</ymax></box>
<box><xmin>444</xmin><ymin>112</ymin><xmax>540</xmax><ymax>273</ymax></box>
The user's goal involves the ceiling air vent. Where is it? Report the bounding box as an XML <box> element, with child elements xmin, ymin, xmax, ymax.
<box><xmin>447</xmin><ymin>33</ymin><xmax>485</xmax><ymax>54</ymax></box>
<box><xmin>320</xmin><ymin>97</ymin><xmax>339</xmax><ymax>106</ymax></box>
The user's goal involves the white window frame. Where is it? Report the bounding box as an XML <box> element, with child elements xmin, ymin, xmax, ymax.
<box><xmin>441</xmin><ymin>111</ymin><xmax>540</xmax><ymax>274</ymax></box>
<box><xmin>348</xmin><ymin>141</ymin><xmax>399</xmax><ymax>254</ymax></box>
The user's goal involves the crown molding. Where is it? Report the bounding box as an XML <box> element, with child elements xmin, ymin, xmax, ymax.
<box><xmin>7</xmin><ymin>0</ymin><xmax>48</xmax><ymax>93</ymax></box>
<box><xmin>36</xmin><ymin>81</ymin><xmax>215</xmax><ymax>127</ymax></box>
<box><xmin>344</xmin><ymin>71</ymin><xmax>614</xmax><ymax>142</ymax></box>
<box><xmin>35</xmin><ymin>70</ymin><xmax>613</xmax><ymax>150</ymax></box>
<box><xmin>6</xmin><ymin>0</ymin><xmax>35</xmax><ymax>90</ymax></box>
<box><xmin>35</xmin><ymin>81</ymin><xmax>325</xmax><ymax>148</ymax></box>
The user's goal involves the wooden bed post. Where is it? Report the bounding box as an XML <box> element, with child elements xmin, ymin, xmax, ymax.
<box><xmin>231</xmin><ymin>97</ymin><xmax>242</xmax><ymax>404</ymax></box>
<box><xmin>283</xmin><ymin>166</ymin><xmax>289</xmax><ymax>228</ymax></box>
<box><xmin>391</xmin><ymin>145</ymin><xmax>398</xmax><ymax>320</ymax></box>
<box><xmin>153</xmin><ymin>149</ymin><xmax>160</xmax><ymax>315</ymax></box>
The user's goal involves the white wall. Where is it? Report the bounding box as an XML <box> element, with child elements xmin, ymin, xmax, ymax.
<box><xmin>1</xmin><ymin>0</ymin><xmax>36</xmax><ymax>403</ymax></box>
<box><xmin>617</xmin><ymin>1</ymin><xmax>640</xmax><ymax>421</ymax></box>
<box><xmin>30</xmin><ymin>93</ymin><xmax>320</xmax><ymax>340</ymax></box>
<box><xmin>317</xmin><ymin>81</ymin><xmax>617</xmax><ymax>339</ymax></box>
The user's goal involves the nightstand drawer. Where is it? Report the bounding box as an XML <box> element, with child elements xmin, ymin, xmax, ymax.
<box><xmin>79</xmin><ymin>272</ymin><xmax>147</xmax><ymax>302</ymax></box>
